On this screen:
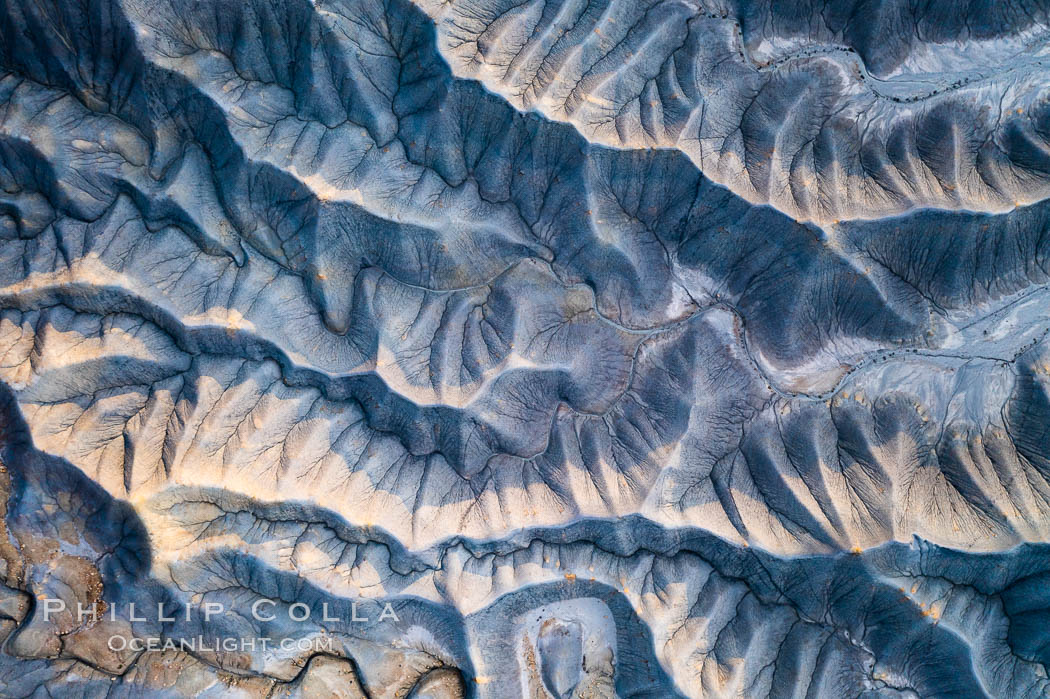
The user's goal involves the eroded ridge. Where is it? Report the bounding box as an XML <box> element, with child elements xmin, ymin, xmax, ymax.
<box><xmin>1</xmin><ymin>0</ymin><xmax>1050</xmax><ymax>695</ymax></box>
<box><xmin>426</xmin><ymin>0</ymin><xmax>1050</xmax><ymax>224</ymax></box>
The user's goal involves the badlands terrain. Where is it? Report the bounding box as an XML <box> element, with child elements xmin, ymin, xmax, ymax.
<box><xmin>1</xmin><ymin>0</ymin><xmax>1050</xmax><ymax>696</ymax></box>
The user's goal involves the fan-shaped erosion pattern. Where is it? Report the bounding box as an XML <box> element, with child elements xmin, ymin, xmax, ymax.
<box><xmin>1</xmin><ymin>0</ymin><xmax>1050</xmax><ymax>695</ymax></box>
